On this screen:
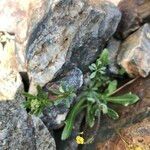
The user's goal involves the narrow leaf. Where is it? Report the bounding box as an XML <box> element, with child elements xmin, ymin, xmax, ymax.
<box><xmin>90</xmin><ymin>72</ymin><xmax>96</xmax><ymax>79</ymax></box>
<box><xmin>107</xmin><ymin>108</ymin><xmax>119</xmax><ymax>120</ymax></box>
<box><xmin>61</xmin><ymin>99</ymin><xmax>86</xmax><ymax>140</ymax></box>
<box><xmin>59</xmin><ymin>86</ymin><xmax>65</xmax><ymax>93</ymax></box>
<box><xmin>105</xmin><ymin>93</ymin><xmax>139</xmax><ymax>106</ymax></box>
<box><xmin>23</xmin><ymin>92</ymin><xmax>37</xmax><ymax>99</ymax></box>
<box><xmin>100</xmin><ymin>49</ymin><xmax>109</xmax><ymax>65</ymax></box>
<box><xmin>106</xmin><ymin>80</ymin><xmax>117</xmax><ymax>96</ymax></box>
<box><xmin>100</xmin><ymin>103</ymin><xmax>108</xmax><ymax>114</ymax></box>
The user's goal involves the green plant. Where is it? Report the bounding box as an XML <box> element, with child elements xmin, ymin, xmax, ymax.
<box><xmin>23</xmin><ymin>84</ymin><xmax>76</xmax><ymax>116</ymax></box>
<box><xmin>61</xmin><ymin>49</ymin><xmax>139</xmax><ymax>140</ymax></box>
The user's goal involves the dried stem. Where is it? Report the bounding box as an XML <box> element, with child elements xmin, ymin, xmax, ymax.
<box><xmin>110</xmin><ymin>76</ymin><xmax>140</xmax><ymax>96</ymax></box>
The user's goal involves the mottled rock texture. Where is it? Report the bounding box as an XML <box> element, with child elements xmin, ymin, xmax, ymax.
<box><xmin>0</xmin><ymin>0</ymin><xmax>121</xmax><ymax>95</ymax></box>
<box><xmin>83</xmin><ymin>76</ymin><xmax>150</xmax><ymax>150</ymax></box>
<box><xmin>0</xmin><ymin>88</ymin><xmax>56</xmax><ymax>150</ymax></box>
<box><xmin>27</xmin><ymin>0</ymin><xmax>121</xmax><ymax>93</ymax></box>
<box><xmin>116</xmin><ymin>0</ymin><xmax>150</xmax><ymax>39</ymax></box>
<box><xmin>0</xmin><ymin>0</ymin><xmax>52</xmax><ymax>69</ymax></box>
<box><xmin>41</xmin><ymin>67</ymin><xmax>83</xmax><ymax>129</ymax></box>
<box><xmin>0</xmin><ymin>32</ymin><xmax>22</xmax><ymax>100</ymax></box>
<box><xmin>118</xmin><ymin>23</ymin><xmax>150</xmax><ymax>77</ymax></box>
<box><xmin>107</xmin><ymin>37</ymin><xmax>121</xmax><ymax>74</ymax></box>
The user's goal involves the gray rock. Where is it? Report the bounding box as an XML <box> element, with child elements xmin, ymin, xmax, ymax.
<box><xmin>107</xmin><ymin>37</ymin><xmax>121</xmax><ymax>74</ymax></box>
<box><xmin>117</xmin><ymin>23</ymin><xmax>150</xmax><ymax>77</ymax></box>
<box><xmin>0</xmin><ymin>88</ymin><xmax>56</xmax><ymax>150</ymax></box>
<box><xmin>69</xmin><ymin>1</ymin><xmax>121</xmax><ymax>71</ymax></box>
<box><xmin>32</xmin><ymin>116</ymin><xmax>56</xmax><ymax>150</ymax></box>
<box><xmin>41</xmin><ymin>67</ymin><xmax>83</xmax><ymax>129</ymax></box>
<box><xmin>26</xmin><ymin>0</ymin><xmax>121</xmax><ymax>93</ymax></box>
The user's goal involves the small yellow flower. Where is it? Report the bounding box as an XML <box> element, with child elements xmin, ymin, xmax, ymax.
<box><xmin>134</xmin><ymin>146</ymin><xmax>143</xmax><ymax>150</ymax></box>
<box><xmin>128</xmin><ymin>145</ymin><xmax>143</xmax><ymax>150</ymax></box>
<box><xmin>76</xmin><ymin>136</ymin><xmax>84</xmax><ymax>144</ymax></box>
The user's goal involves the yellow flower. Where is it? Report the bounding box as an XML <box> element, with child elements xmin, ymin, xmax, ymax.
<box><xmin>76</xmin><ymin>136</ymin><xmax>84</xmax><ymax>144</ymax></box>
<box><xmin>134</xmin><ymin>146</ymin><xmax>143</xmax><ymax>150</ymax></box>
<box><xmin>128</xmin><ymin>145</ymin><xmax>143</xmax><ymax>150</ymax></box>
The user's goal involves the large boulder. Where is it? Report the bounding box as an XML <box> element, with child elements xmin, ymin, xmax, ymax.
<box><xmin>0</xmin><ymin>0</ymin><xmax>121</xmax><ymax>94</ymax></box>
<box><xmin>27</xmin><ymin>0</ymin><xmax>121</xmax><ymax>93</ymax></box>
<box><xmin>117</xmin><ymin>23</ymin><xmax>150</xmax><ymax>77</ymax></box>
<box><xmin>116</xmin><ymin>0</ymin><xmax>150</xmax><ymax>39</ymax></box>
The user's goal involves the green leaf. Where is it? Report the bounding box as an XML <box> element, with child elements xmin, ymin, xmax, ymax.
<box><xmin>107</xmin><ymin>108</ymin><xmax>119</xmax><ymax>120</ymax></box>
<box><xmin>106</xmin><ymin>80</ymin><xmax>117</xmax><ymax>96</ymax></box>
<box><xmin>100</xmin><ymin>103</ymin><xmax>108</xmax><ymax>114</ymax></box>
<box><xmin>100</xmin><ymin>49</ymin><xmax>109</xmax><ymax>66</ymax></box>
<box><xmin>87</xmin><ymin>97</ymin><xmax>95</xmax><ymax>103</ymax></box>
<box><xmin>89</xmin><ymin>63</ymin><xmax>97</xmax><ymax>71</ymax></box>
<box><xmin>61</xmin><ymin>99</ymin><xmax>86</xmax><ymax>140</ymax></box>
<box><xmin>90</xmin><ymin>72</ymin><xmax>96</xmax><ymax>79</ymax></box>
<box><xmin>86</xmin><ymin>103</ymin><xmax>100</xmax><ymax>128</ymax></box>
<box><xmin>105</xmin><ymin>93</ymin><xmax>139</xmax><ymax>106</ymax></box>
<box><xmin>59</xmin><ymin>85</ymin><xmax>65</xmax><ymax>93</ymax></box>
<box><xmin>118</xmin><ymin>67</ymin><xmax>126</xmax><ymax>75</ymax></box>
<box><xmin>86</xmin><ymin>103</ymin><xmax>94</xmax><ymax>127</ymax></box>
<box><xmin>37</xmin><ymin>85</ymin><xmax>48</xmax><ymax>99</ymax></box>
<box><xmin>23</xmin><ymin>92</ymin><xmax>37</xmax><ymax>99</ymax></box>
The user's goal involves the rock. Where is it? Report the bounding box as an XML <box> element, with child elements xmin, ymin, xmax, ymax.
<box><xmin>0</xmin><ymin>88</ymin><xmax>56</xmax><ymax>150</ymax></box>
<box><xmin>83</xmin><ymin>76</ymin><xmax>150</xmax><ymax>150</ymax></box>
<box><xmin>32</xmin><ymin>116</ymin><xmax>56</xmax><ymax>150</ymax></box>
<box><xmin>69</xmin><ymin>1</ymin><xmax>121</xmax><ymax>71</ymax></box>
<box><xmin>117</xmin><ymin>23</ymin><xmax>150</xmax><ymax>77</ymax></box>
<box><xmin>107</xmin><ymin>37</ymin><xmax>121</xmax><ymax>74</ymax></box>
<box><xmin>96</xmin><ymin>118</ymin><xmax>150</xmax><ymax>150</ymax></box>
<box><xmin>41</xmin><ymin>67</ymin><xmax>83</xmax><ymax>129</ymax></box>
<box><xmin>116</xmin><ymin>0</ymin><xmax>150</xmax><ymax>39</ymax></box>
<box><xmin>0</xmin><ymin>0</ymin><xmax>121</xmax><ymax>94</ymax></box>
<box><xmin>27</xmin><ymin>0</ymin><xmax>121</xmax><ymax>93</ymax></box>
<box><xmin>107</xmin><ymin>0</ymin><xmax>121</xmax><ymax>6</ymax></box>
<box><xmin>0</xmin><ymin>0</ymin><xmax>52</xmax><ymax>70</ymax></box>
<box><xmin>0</xmin><ymin>32</ymin><xmax>22</xmax><ymax>100</ymax></box>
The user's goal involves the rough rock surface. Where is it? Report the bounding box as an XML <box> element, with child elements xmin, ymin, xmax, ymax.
<box><xmin>27</xmin><ymin>0</ymin><xmax>121</xmax><ymax>93</ymax></box>
<box><xmin>0</xmin><ymin>0</ymin><xmax>53</xmax><ymax>69</ymax></box>
<box><xmin>0</xmin><ymin>88</ymin><xmax>56</xmax><ymax>150</ymax></box>
<box><xmin>41</xmin><ymin>67</ymin><xmax>83</xmax><ymax>129</ymax></box>
<box><xmin>116</xmin><ymin>0</ymin><xmax>150</xmax><ymax>39</ymax></box>
<box><xmin>117</xmin><ymin>23</ymin><xmax>150</xmax><ymax>77</ymax></box>
<box><xmin>0</xmin><ymin>0</ymin><xmax>121</xmax><ymax>94</ymax></box>
<box><xmin>108</xmin><ymin>0</ymin><xmax>121</xmax><ymax>5</ymax></box>
<box><xmin>0</xmin><ymin>32</ymin><xmax>22</xmax><ymax>100</ymax></box>
<box><xmin>69</xmin><ymin>1</ymin><xmax>121</xmax><ymax>71</ymax></box>
<box><xmin>107</xmin><ymin>37</ymin><xmax>121</xmax><ymax>74</ymax></box>
<box><xmin>83</xmin><ymin>76</ymin><xmax>150</xmax><ymax>150</ymax></box>
<box><xmin>96</xmin><ymin>118</ymin><xmax>150</xmax><ymax>150</ymax></box>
